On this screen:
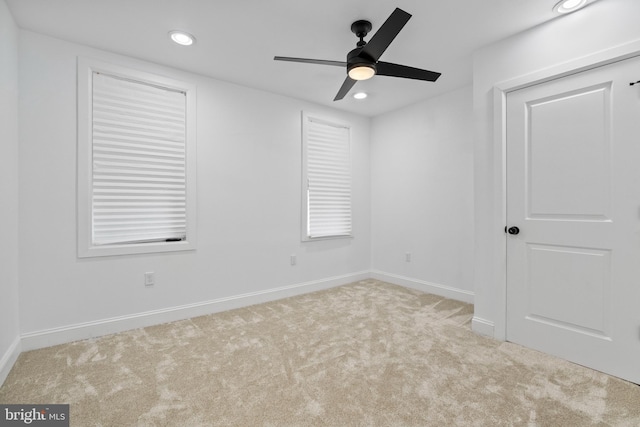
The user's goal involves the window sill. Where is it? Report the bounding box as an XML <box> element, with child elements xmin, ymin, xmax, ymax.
<box><xmin>302</xmin><ymin>234</ymin><xmax>353</xmax><ymax>243</ymax></box>
<box><xmin>78</xmin><ymin>239</ymin><xmax>196</xmax><ymax>258</ymax></box>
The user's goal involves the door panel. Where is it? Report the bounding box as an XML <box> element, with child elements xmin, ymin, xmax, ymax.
<box><xmin>506</xmin><ymin>55</ymin><xmax>640</xmax><ymax>384</ymax></box>
<box><xmin>526</xmin><ymin>83</ymin><xmax>612</xmax><ymax>220</ymax></box>
<box><xmin>527</xmin><ymin>244</ymin><xmax>610</xmax><ymax>336</ymax></box>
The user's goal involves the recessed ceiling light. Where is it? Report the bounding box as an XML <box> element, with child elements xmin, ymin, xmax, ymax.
<box><xmin>353</xmin><ymin>92</ymin><xmax>368</xmax><ymax>100</ymax></box>
<box><xmin>169</xmin><ymin>30</ymin><xmax>195</xmax><ymax>46</ymax></box>
<box><xmin>553</xmin><ymin>0</ymin><xmax>588</xmax><ymax>14</ymax></box>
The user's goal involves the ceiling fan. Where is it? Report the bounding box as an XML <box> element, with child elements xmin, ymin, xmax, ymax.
<box><xmin>274</xmin><ymin>7</ymin><xmax>441</xmax><ymax>101</ymax></box>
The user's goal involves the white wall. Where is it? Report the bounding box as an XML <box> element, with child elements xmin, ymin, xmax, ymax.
<box><xmin>0</xmin><ymin>0</ymin><xmax>21</xmax><ymax>383</ymax></box>
<box><xmin>17</xmin><ymin>31</ymin><xmax>371</xmax><ymax>346</ymax></box>
<box><xmin>371</xmin><ymin>86</ymin><xmax>474</xmax><ymax>301</ymax></box>
<box><xmin>472</xmin><ymin>0</ymin><xmax>640</xmax><ymax>337</ymax></box>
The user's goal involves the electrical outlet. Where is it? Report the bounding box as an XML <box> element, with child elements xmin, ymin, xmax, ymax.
<box><xmin>405</xmin><ymin>252</ymin><xmax>412</xmax><ymax>263</ymax></box>
<box><xmin>290</xmin><ymin>254</ymin><xmax>297</xmax><ymax>266</ymax></box>
<box><xmin>144</xmin><ymin>272</ymin><xmax>155</xmax><ymax>286</ymax></box>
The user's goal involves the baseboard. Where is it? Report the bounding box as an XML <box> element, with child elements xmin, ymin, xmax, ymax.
<box><xmin>471</xmin><ymin>316</ymin><xmax>495</xmax><ymax>337</ymax></box>
<box><xmin>370</xmin><ymin>270</ymin><xmax>474</xmax><ymax>304</ymax></box>
<box><xmin>21</xmin><ymin>271</ymin><xmax>370</xmax><ymax>352</ymax></box>
<box><xmin>0</xmin><ymin>336</ymin><xmax>22</xmax><ymax>387</ymax></box>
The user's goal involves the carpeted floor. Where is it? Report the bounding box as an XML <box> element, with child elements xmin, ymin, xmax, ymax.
<box><xmin>1</xmin><ymin>279</ymin><xmax>639</xmax><ymax>426</ymax></box>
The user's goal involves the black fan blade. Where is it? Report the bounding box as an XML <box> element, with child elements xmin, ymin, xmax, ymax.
<box><xmin>359</xmin><ymin>8</ymin><xmax>411</xmax><ymax>62</ymax></box>
<box><xmin>274</xmin><ymin>56</ymin><xmax>346</xmax><ymax>67</ymax></box>
<box><xmin>334</xmin><ymin>77</ymin><xmax>357</xmax><ymax>101</ymax></box>
<box><xmin>376</xmin><ymin>62</ymin><xmax>441</xmax><ymax>81</ymax></box>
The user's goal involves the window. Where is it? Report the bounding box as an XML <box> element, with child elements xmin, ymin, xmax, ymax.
<box><xmin>77</xmin><ymin>58</ymin><xmax>197</xmax><ymax>257</ymax></box>
<box><xmin>301</xmin><ymin>112</ymin><xmax>352</xmax><ymax>240</ymax></box>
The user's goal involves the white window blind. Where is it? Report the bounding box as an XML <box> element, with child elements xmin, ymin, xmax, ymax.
<box><xmin>91</xmin><ymin>72</ymin><xmax>187</xmax><ymax>245</ymax></box>
<box><xmin>304</xmin><ymin>115</ymin><xmax>352</xmax><ymax>239</ymax></box>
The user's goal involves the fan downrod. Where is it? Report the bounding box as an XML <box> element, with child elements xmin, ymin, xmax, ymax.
<box><xmin>351</xmin><ymin>20</ymin><xmax>372</xmax><ymax>47</ymax></box>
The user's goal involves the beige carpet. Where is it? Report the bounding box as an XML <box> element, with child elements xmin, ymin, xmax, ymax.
<box><xmin>1</xmin><ymin>279</ymin><xmax>639</xmax><ymax>426</ymax></box>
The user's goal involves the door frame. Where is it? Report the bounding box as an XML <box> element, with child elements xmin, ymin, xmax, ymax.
<box><xmin>487</xmin><ymin>39</ymin><xmax>640</xmax><ymax>341</ymax></box>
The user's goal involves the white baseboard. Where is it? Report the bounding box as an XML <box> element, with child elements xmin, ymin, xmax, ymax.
<box><xmin>21</xmin><ymin>271</ymin><xmax>370</xmax><ymax>352</ymax></box>
<box><xmin>370</xmin><ymin>270</ymin><xmax>474</xmax><ymax>304</ymax></box>
<box><xmin>471</xmin><ymin>316</ymin><xmax>495</xmax><ymax>337</ymax></box>
<box><xmin>0</xmin><ymin>336</ymin><xmax>22</xmax><ymax>387</ymax></box>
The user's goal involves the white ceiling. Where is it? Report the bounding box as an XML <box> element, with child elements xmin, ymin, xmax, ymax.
<box><xmin>7</xmin><ymin>0</ymin><xmax>572</xmax><ymax>116</ymax></box>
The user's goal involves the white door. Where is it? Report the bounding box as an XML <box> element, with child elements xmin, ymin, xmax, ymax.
<box><xmin>506</xmin><ymin>55</ymin><xmax>640</xmax><ymax>384</ymax></box>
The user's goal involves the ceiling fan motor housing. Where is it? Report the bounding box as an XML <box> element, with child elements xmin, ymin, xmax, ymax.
<box><xmin>347</xmin><ymin>47</ymin><xmax>376</xmax><ymax>75</ymax></box>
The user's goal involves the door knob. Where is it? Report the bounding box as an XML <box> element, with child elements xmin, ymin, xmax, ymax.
<box><xmin>507</xmin><ymin>226</ymin><xmax>520</xmax><ymax>235</ymax></box>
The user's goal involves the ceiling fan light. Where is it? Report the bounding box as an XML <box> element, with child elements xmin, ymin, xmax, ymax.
<box><xmin>348</xmin><ymin>65</ymin><xmax>376</xmax><ymax>81</ymax></box>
